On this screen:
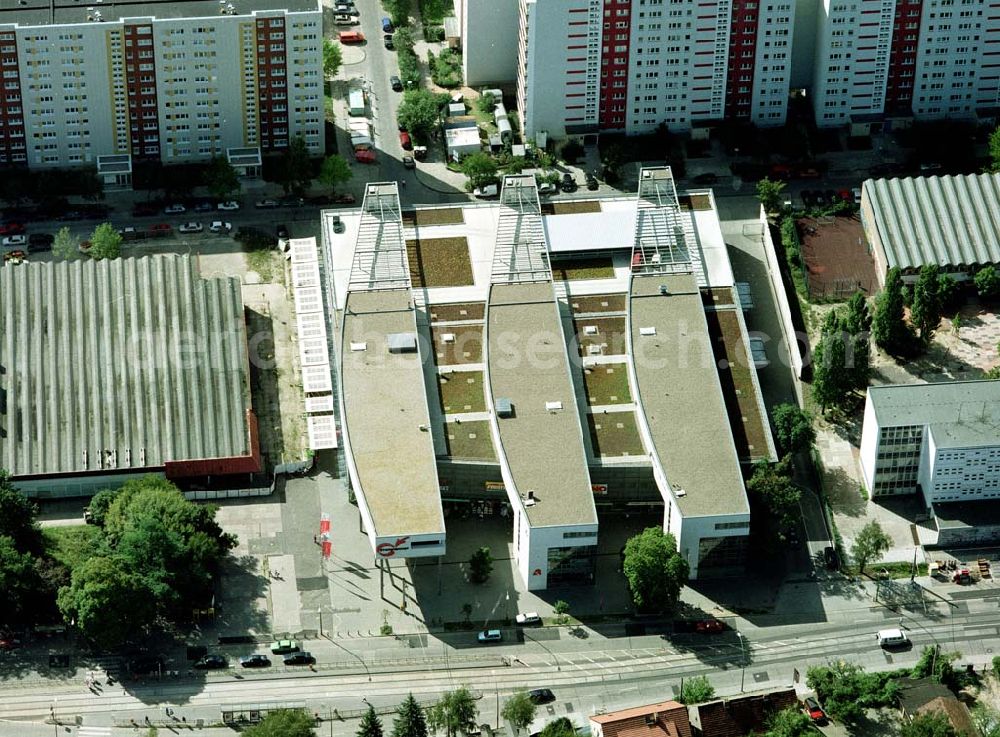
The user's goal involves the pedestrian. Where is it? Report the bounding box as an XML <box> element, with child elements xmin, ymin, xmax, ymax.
<box><xmin>313</xmin><ymin>535</ymin><xmax>318</xmax><ymax>545</ymax></box>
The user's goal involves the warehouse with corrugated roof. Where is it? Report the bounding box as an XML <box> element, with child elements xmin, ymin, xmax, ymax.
<box><xmin>0</xmin><ymin>255</ymin><xmax>261</xmax><ymax>498</ymax></box>
<box><xmin>861</xmin><ymin>173</ymin><xmax>1000</xmax><ymax>287</ymax></box>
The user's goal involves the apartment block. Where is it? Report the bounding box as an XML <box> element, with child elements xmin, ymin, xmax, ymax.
<box><xmin>0</xmin><ymin>0</ymin><xmax>322</xmax><ymax>169</ymax></box>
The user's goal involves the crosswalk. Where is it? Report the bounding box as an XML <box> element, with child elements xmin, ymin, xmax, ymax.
<box><xmin>78</xmin><ymin>727</ymin><xmax>111</xmax><ymax>737</ymax></box>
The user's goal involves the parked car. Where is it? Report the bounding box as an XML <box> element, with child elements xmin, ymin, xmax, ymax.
<box><xmin>270</xmin><ymin>639</ymin><xmax>300</xmax><ymax>654</ymax></box>
<box><xmin>179</xmin><ymin>222</ymin><xmax>203</xmax><ymax>234</ymax></box>
<box><xmin>256</xmin><ymin>199</ymin><xmax>280</xmax><ymax>209</ymax></box>
<box><xmin>276</xmin><ymin>224</ymin><xmax>289</xmax><ymax>239</ymax></box>
<box><xmin>477</xmin><ymin>629</ymin><xmax>502</xmax><ymax>643</ymax></box>
<box><xmin>335</xmin><ymin>4</ymin><xmax>360</xmax><ymax>15</ymax></box>
<box><xmin>3</xmin><ymin>249</ymin><xmax>26</xmax><ymax>264</ymax></box>
<box><xmin>413</xmin><ymin>145</ymin><xmax>428</xmax><ymax>161</ymax></box>
<box><xmin>28</xmin><ymin>232</ymin><xmax>54</xmax><ymax>249</ymax></box>
<box><xmin>837</xmin><ymin>189</ymin><xmax>853</xmax><ymax>203</ymax></box>
<box><xmin>823</xmin><ymin>546</ymin><xmax>840</xmax><ymax>570</ymax></box>
<box><xmin>2</xmin><ymin>235</ymin><xmax>27</xmax><ymax>247</ymax></box>
<box><xmin>355</xmin><ymin>149</ymin><xmax>376</xmax><ymax>164</ymax></box>
<box><xmin>384</xmin><ymin>34</ymin><xmax>394</xmax><ymax>50</ymax></box>
<box><xmin>695</xmin><ymin>619</ymin><xmax>725</xmax><ymax>634</ymax></box>
<box><xmin>473</xmin><ymin>183</ymin><xmax>499</xmax><ymax>198</ymax></box>
<box><xmin>852</xmin><ymin>187</ymin><xmax>862</xmax><ymax>204</ymax></box>
<box><xmin>333</xmin><ymin>193</ymin><xmax>357</xmax><ymax>204</ymax></box>
<box><xmin>217</xmin><ymin>201</ymin><xmax>240</xmax><ymax>211</ymax></box>
<box><xmin>692</xmin><ymin>172</ymin><xmax>718</xmax><ymax>185</ymax></box>
<box><xmin>560</xmin><ymin>173</ymin><xmax>578</xmax><ymax>193</ymax></box>
<box><xmin>402</xmin><ymin>155</ymin><xmax>416</xmax><ymax>169</ymax></box>
<box><xmin>585</xmin><ymin>171</ymin><xmax>599</xmax><ymax>190</ymax></box>
<box><xmin>239</xmin><ymin>654</ymin><xmax>271</xmax><ymax>668</ymax></box>
<box><xmin>193</xmin><ymin>654</ymin><xmax>227</xmax><ymax>670</ymax></box>
<box><xmin>399</xmin><ymin>130</ymin><xmax>412</xmax><ymax>150</ymax></box>
<box><xmin>381</xmin><ymin>16</ymin><xmax>394</xmax><ymax>32</ymax></box>
<box><xmin>283</xmin><ymin>652</ymin><xmax>316</xmax><ymax>666</ymax></box>
<box><xmin>338</xmin><ymin>30</ymin><xmax>365</xmax><ymax>44</ymax></box>
<box><xmin>515</xmin><ymin>612</ymin><xmax>541</xmax><ymax>626</ymax></box>
<box><xmin>128</xmin><ymin>654</ymin><xmax>164</xmax><ymax>677</ymax></box>
<box><xmin>528</xmin><ymin>689</ymin><xmax>555</xmax><ymax>705</ymax></box>
<box><xmin>538</xmin><ymin>182</ymin><xmax>557</xmax><ymax>196</ymax></box>
<box><xmin>0</xmin><ymin>222</ymin><xmax>24</xmax><ymax>236</ymax></box>
<box><xmin>803</xmin><ymin>697</ymin><xmax>827</xmax><ymax>724</ymax></box>
<box><xmin>390</xmin><ymin>75</ymin><xmax>404</xmax><ymax>92</ymax></box>
<box><xmin>149</xmin><ymin>223</ymin><xmax>173</xmax><ymax>236</ymax></box>
<box><xmin>164</xmin><ymin>204</ymin><xmax>186</xmax><ymax>215</ymax></box>
<box><xmin>334</xmin><ymin>14</ymin><xmax>359</xmax><ymax>24</ymax></box>
<box><xmin>209</xmin><ymin>221</ymin><xmax>232</xmax><ymax>234</ymax></box>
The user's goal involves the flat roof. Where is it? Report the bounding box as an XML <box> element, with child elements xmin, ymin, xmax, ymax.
<box><xmin>869</xmin><ymin>380</ymin><xmax>1000</xmax><ymax>448</ymax></box>
<box><xmin>487</xmin><ymin>281</ymin><xmax>597</xmax><ymax>527</ymax></box>
<box><xmin>629</xmin><ymin>273</ymin><xmax>748</xmax><ymax>517</ymax></box>
<box><xmin>0</xmin><ymin>256</ymin><xmax>251</xmax><ymax>477</ymax></box>
<box><xmin>0</xmin><ymin>0</ymin><xmax>317</xmax><ymax>27</ymax></box>
<box><xmin>341</xmin><ymin>289</ymin><xmax>444</xmax><ymax>537</ymax></box>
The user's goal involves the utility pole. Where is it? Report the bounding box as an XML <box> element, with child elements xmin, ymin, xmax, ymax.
<box><xmin>737</xmin><ymin>632</ymin><xmax>747</xmax><ymax>693</ymax></box>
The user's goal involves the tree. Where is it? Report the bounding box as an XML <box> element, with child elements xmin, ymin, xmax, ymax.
<box><xmin>621</xmin><ymin>527</ymin><xmax>689</xmax><ymax>614</ymax></box>
<box><xmin>279</xmin><ymin>136</ymin><xmax>313</xmax><ymax>196</ymax></box>
<box><xmin>393</xmin><ymin>694</ymin><xmax>429</xmax><ymax>737</ymax></box>
<box><xmin>476</xmin><ymin>92</ymin><xmax>497</xmax><ymax>115</ymax></box>
<box><xmin>756</xmin><ymin>177</ymin><xmax>786</xmax><ymax>214</ymax></box>
<box><xmin>358</xmin><ymin>706</ymin><xmax>385</xmax><ymax>737</ymax></box>
<box><xmin>990</xmin><ymin>126</ymin><xmax>1000</xmax><ymax>173</ymax></box>
<box><xmin>86</xmin><ymin>489</ymin><xmax>120</xmax><ymax>527</ymax></box>
<box><xmin>460</xmin><ymin>152</ymin><xmax>499</xmax><ymax>191</ymax></box>
<box><xmin>393</xmin><ymin>27</ymin><xmax>415</xmax><ymax>52</ymax></box>
<box><xmin>203</xmin><ymin>156</ymin><xmax>240</xmax><ymax>200</ymax></box>
<box><xmin>397</xmin><ymin>89</ymin><xmax>446</xmax><ymax>141</ymax></box>
<box><xmin>323</xmin><ymin>39</ymin><xmax>342</xmax><ymax>79</ymax></box>
<box><xmin>427</xmin><ymin>688</ymin><xmax>477</xmax><ymax>737</ymax></box>
<box><xmin>772</xmin><ymin>403</ymin><xmax>815</xmax><ymax>456</ymax></box>
<box><xmin>911</xmin><ymin>264</ymin><xmax>942</xmax><ymax>344</ymax></box>
<box><xmin>900</xmin><ymin>712</ymin><xmax>957</xmax><ymax>737</ymax></box>
<box><xmin>88</xmin><ymin>222</ymin><xmax>122</xmax><ymax>261</ymax></box>
<box><xmin>57</xmin><ymin>555</ymin><xmax>157</xmax><ymax>648</ymax></box>
<box><xmin>872</xmin><ymin>267</ymin><xmax>914</xmax><ymax>354</ymax></box>
<box><xmin>764</xmin><ymin>706</ymin><xmax>818</xmax><ymax>737</ymax></box>
<box><xmin>318</xmin><ymin>155</ymin><xmax>352</xmax><ymax>195</ymax></box>
<box><xmin>467</xmin><ymin>546</ymin><xmax>493</xmax><ymax>584</ymax></box>
<box><xmin>243</xmin><ymin>709</ymin><xmax>317</xmax><ymax>737</ymax></box>
<box><xmin>538</xmin><ymin>719</ymin><xmax>575</xmax><ymax>737</ymax></box>
<box><xmin>0</xmin><ymin>472</ymin><xmax>41</xmax><ymax>553</ymax></box>
<box><xmin>501</xmin><ymin>691</ymin><xmax>537</xmax><ymax>732</ymax></box>
<box><xmin>971</xmin><ymin>703</ymin><xmax>1000</xmax><ymax>737</ymax></box>
<box><xmin>504</xmin><ymin>156</ymin><xmax>527</xmax><ymax>175</ymax></box>
<box><xmin>746</xmin><ymin>460</ymin><xmax>801</xmax><ymax>537</ymax></box>
<box><xmin>385</xmin><ymin>0</ymin><xmax>412</xmax><ymax>25</ymax></box>
<box><xmin>553</xmin><ymin>599</ymin><xmax>570</xmax><ymax>623</ymax></box>
<box><xmin>841</xmin><ymin>291</ymin><xmax>873</xmax><ymax>392</ymax></box>
<box><xmin>52</xmin><ymin>226</ymin><xmax>79</xmax><ymax>261</ymax></box>
<box><xmin>811</xmin><ymin>310</ymin><xmax>850</xmax><ymax>411</ymax></box>
<box><xmin>560</xmin><ymin>139</ymin><xmax>584</xmax><ymax>164</ymax></box>
<box><xmin>975</xmin><ymin>265</ymin><xmax>1000</xmax><ymax>300</ymax></box>
<box><xmin>937</xmin><ymin>273</ymin><xmax>962</xmax><ymax>311</ymax></box>
<box><xmin>678</xmin><ymin>675</ymin><xmax>715</xmax><ymax>705</ymax></box>
<box><xmin>0</xmin><ymin>535</ymin><xmax>42</xmax><ymax>629</ymax></box>
<box><xmin>850</xmin><ymin>519</ymin><xmax>892</xmax><ymax>574</ymax></box>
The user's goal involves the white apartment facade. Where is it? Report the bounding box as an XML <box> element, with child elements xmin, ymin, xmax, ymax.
<box><xmin>459</xmin><ymin>0</ymin><xmax>520</xmax><ymax>86</ymax></box>
<box><xmin>0</xmin><ymin>0</ymin><xmax>322</xmax><ymax>169</ymax></box>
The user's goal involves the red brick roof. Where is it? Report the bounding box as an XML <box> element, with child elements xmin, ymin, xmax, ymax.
<box><xmin>695</xmin><ymin>690</ymin><xmax>798</xmax><ymax>737</ymax></box>
<box><xmin>591</xmin><ymin>701</ymin><xmax>691</xmax><ymax>737</ymax></box>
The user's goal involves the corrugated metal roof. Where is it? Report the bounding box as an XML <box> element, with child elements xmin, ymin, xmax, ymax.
<box><xmin>864</xmin><ymin>173</ymin><xmax>1000</xmax><ymax>271</ymax></box>
<box><xmin>0</xmin><ymin>255</ymin><xmax>252</xmax><ymax>478</ymax></box>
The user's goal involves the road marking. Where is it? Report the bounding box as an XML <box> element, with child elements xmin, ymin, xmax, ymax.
<box><xmin>78</xmin><ymin>728</ymin><xmax>112</xmax><ymax>737</ymax></box>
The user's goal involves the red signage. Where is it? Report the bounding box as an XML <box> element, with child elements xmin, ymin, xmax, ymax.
<box><xmin>376</xmin><ymin>536</ymin><xmax>411</xmax><ymax>557</ymax></box>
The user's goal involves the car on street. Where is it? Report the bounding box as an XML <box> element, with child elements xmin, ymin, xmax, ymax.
<box><xmin>852</xmin><ymin>187</ymin><xmax>862</xmax><ymax>204</ymax></box>
<box><xmin>193</xmin><ymin>654</ymin><xmax>228</xmax><ymax>670</ymax></box>
<box><xmin>239</xmin><ymin>654</ymin><xmax>271</xmax><ymax>668</ymax></box>
<box><xmin>276</xmin><ymin>224</ymin><xmax>289</xmax><ymax>239</ymax></box>
<box><xmin>560</xmin><ymin>173</ymin><xmax>578</xmax><ymax>193</ymax></box>
<box><xmin>692</xmin><ymin>172</ymin><xmax>718</xmax><ymax>185</ymax></box>
<box><xmin>399</xmin><ymin>130</ymin><xmax>412</xmax><ymax>150</ymax></box>
<box><xmin>3</xmin><ymin>249</ymin><xmax>26</xmax><ymax>264</ymax></box>
<box><xmin>384</xmin><ymin>34</ymin><xmax>394</xmax><ymax>50</ymax></box>
<box><xmin>528</xmin><ymin>689</ymin><xmax>555</xmax><ymax>705</ymax></box>
<box><xmin>381</xmin><ymin>16</ymin><xmax>394</xmax><ymax>32</ymax></box>
<box><xmin>164</xmin><ymin>204</ymin><xmax>186</xmax><ymax>215</ymax></box>
<box><xmin>2</xmin><ymin>235</ymin><xmax>27</xmax><ymax>247</ymax></box>
<box><xmin>217</xmin><ymin>201</ymin><xmax>240</xmax><ymax>211</ymax></box>
<box><xmin>515</xmin><ymin>612</ymin><xmax>541</xmax><ymax>626</ymax></box>
<box><xmin>179</xmin><ymin>222</ymin><xmax>203</xmax><ymax>234</ymax></box>
<box><xmin>390</xmin><ymin>75</ymin><xmax>404</xmax><ymax>92</ymax></box>
<box><xmin>119</xmin><ymin>226</ymin><xmax>143</xmax><ymax>241</ymax></box>
<box><xmin>803</xmin><ymin>696</ymin><xmax>826</xmax><ymax>723</ymax></box>
<box><xmin>335</xmin><ymin>5</ymin><xmax>359</xmax><ymax>15</ymax></box>
<box><xmin>28</xmin><ymin>232</ymin><xmax>54</xmax><ymax>249</ymax></box>
<box><xmin>695</xmin><ymin>619</ymin><xmax>725</xmax><ymax>634</ymax></box>
<box><xmin>338</xmin><ymin>30</ymin><xmax>365</xmax><ymax>44</ymax></box>
<box><xmin>149</xmin><ymin>223</ymin><xmax>173</xmax><ymax>236</ymax></box>
<box><xmin>283</xmin><ymin>652</ymin><xmax>316</xmax><ymax>666</ymax></box>
<box><xmin>0</xmin><ymin>222</ymin><xmax>25</xmax><ymax>236</ymax></box>
<box><xmin>402</xmin><ymin>155</ymin><xmax>416</xmax><ymax>169</ymax></box>
<box><xmin>334</xmin><ymin>14</ymin><xmax>359</xmax><ymax>24</ymax></box>
<box><xmin>333</xmin><ymin>193</ymin><xmax>357</xmax><ymax>204</ymax></box>
<box><xmin>538</xmin><ymin>182</ymin><xmax>557</xmax><ymax>196</ymax></box>
<box><xmin>473</xmin><ymin>183</ymin><xmax>499</xmax><ymax>198</ymax></box>
<box><xmin>210</xmin><ymin>221</ymin><xmax>232</xmax><ymax>234</ymax></box>
<box><xmin>270</xmin><ymin>639</ymin><xmax>300</xmax><ymax>654</ymax></box>
<box><xmin>585</xmin><ymin>171</ymin><xmax>599</xmax><ymax>190</ymax></box>
<box><xmin>355</xmin><ymin>149</ymin><xmax>376</xmax><ymax>163</ymax></box>
<box><xmin>256</xmin><ymin>199</ymin><xmax>280</xmax><ymax>209</ymax></box>
<box><xmin>477</xmin><ymin>629</ymin><xmax>502</xmax><ymax>643</ymax></box>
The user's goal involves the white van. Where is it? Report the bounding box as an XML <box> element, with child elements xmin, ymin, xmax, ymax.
<box><xmin>876</xmin><ymin>628</ymin><xmax>909</xmax><ymax>648</ymax></box>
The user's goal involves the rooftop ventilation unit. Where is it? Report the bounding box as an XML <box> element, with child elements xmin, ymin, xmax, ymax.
<box><xmin>545</xmin><ymin>401</ymin><xmax>562</xmax><ymax>411</ymax></box>
<box><xmin>640</xmin><ymin>327</ymin><xmax>656</xmax><ymax>336</ymax></box>
<box><xmin>387</xmin><ymin>332</ymin><xmax>417</xmax><ymax>354</ymax></box>
<box><xmin>350</xmin><ymin>342</ymin><xmax>368</xmax><ymax>352</ymax></box>
<box><xmin>525</xmin><ymin>490</ymin><xmax>536</xmax><ymax>506</ymax></box>
<box><xmin>659</xmin><ymin>285</ymin><xmax>670</xmax><ymax>295</ymax></box>
<box><xmin>496</xmin><ymin>398</ymin><xmax>514</xmax><ymax>418</ymax></box>
<box><xmin>584</xmin><ymin>325</ymin><xmax>598</xmax><ymax>336</ymax></box>
<box><xmin>441</xmin><ymin>333</ymin><xmax>456</xmax><ymax>343</ymax></box>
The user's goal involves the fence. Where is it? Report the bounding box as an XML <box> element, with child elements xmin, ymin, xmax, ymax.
<box><xmin>757</xmin><ymin>207</ymin><xmax>805</xmax><ymax>382</ymax></box>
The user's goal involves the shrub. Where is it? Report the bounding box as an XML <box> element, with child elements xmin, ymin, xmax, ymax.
<box><xmin>235</xmin><ymin>227</ymin><xmax>277</xmax><ymax>250</ymax></box>
<box><xmin>424</xmin><ymin>25</ymin><xmax>446</xmax><ymax>42</ymax></box>
<box><xmin>429</xmin><ymin>49</ymin><xmax>463</xmax><ymax>88</ymax></box>
<box><xmin>561</xmin><ymin>139</ymin><xmax>584</xmax><ymax>164</ymax></box>
<box><xmin>678</xmin><ymin>676</ymin><xmax>715</xmax><ymax>705</ymax></box>
<box><xmin>975</xmin><ymin>265</ymin><xmax>1000</xmax><ymax>300</ymax></box>
<box><xmin>780</xmin><ymin>217</ymin><xmax>800</xmax><ymax>266</ymax></box>
<box><xmin>992</xmin><ymin>655</ymin><xmax>1000</xmax><ymax>679</ymax></box>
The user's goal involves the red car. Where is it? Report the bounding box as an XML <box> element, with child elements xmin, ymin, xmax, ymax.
<box><xmin>149</xmin><ymin>223</ymin><xmax>173</xmax><ymax>236</ymax></box>
<box><xmin>399</xmin><ymin>130</ymin><xmax>412</xmax><ymax>150</ymax></box>
<box><xmin>355</xmin><ymin>149</ymin><xmax>376</xmax><ymax>164</ymax></box>
<box><xmin>132</xmin><ymin>204</ymin><xmax>158</xmax><ymax>217</ymax></box>
<box><xmin>803</xmin><ymin>697</ymin><xmax>826</xmax><ymax>723</ymax></box>
<box><xmin>0</xmin><ymin>223</ymin><xmax>24</xmax><ymax>236</ymax></box>
<box><xmin>333</xmin><ymin>193</ymin><xmax>357</xmax><ymax>204</ymax></box>
<box><xmin>694</xmin><ymin>619</ymin><xmax>725</xmax><ymax>634</ymax></box>
<box><xmin>837</xmin><ymin>189</ymin><xmax>853</xmax><ymax>202</ymax></box>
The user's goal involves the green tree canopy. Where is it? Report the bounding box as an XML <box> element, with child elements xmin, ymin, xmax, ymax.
<box><xmin>393</xmin><ymin>694</ymin><xmax>429</xmax><ymax>737</ymax></box>
<box><xmin>385</xmin><ymin>0</ymin><xmax>412</xmax><ymax>25</ymax></box>
<box><xmin>0</xmin><ymin>472</ymin><xmax>41</xmax><ymax>553</ymax></box>
<box><xmin>323</xmin><ymin>39</ymin><xmax>343</xmax><ymax>79</ymax></box>
<box><xmin>88</xmin><ymin>222</ymin><xmax>122</xmax><ymax>261</ymax></box>
<box><xmin>358</xmin><ymin>705</ymin><xmax>385</xmax><ymax>737</ymax></box>
<box><xmin>841</xmin><ymin>291</ymin><xmax>873</xmax><ymax>392</ymax></box>
<box><xmin>460</xmin><ymin>152</ymin><xmax>499</xmax><ymax>190</ymax></box>
<box><xmin>746</xmin><ymin>459</ymin><xmax>801</xmax><ymax>537</ymax></box>
<box><xmin>772</xmin><ymin>403</ymin><xmax>815</xmax><ymax>456</ymax></box>
<box><xmin>0</xmin><ymin>535</ymin><xmax>43</xmax><ymax>629</ymax></box>
<box><xmin>243</xmin><ymin>709</ymin><xmax>317</xmax><ymax>737</ymax></box>
<box><xmin>397</xmin><ymin>89</ymin><xmax>446</xmax><ymax>141</ymax></box>
<box><xmin>427</xmin><ymin>688</ymin><xmax>478</xmax><ymax>737</ymax></box>
<box><xmin>812</xmin><ymin>309</ymin><xmax>850</xmax><ymax>411</ymax></box>
<box><xmin>990</xmin><ymin>126</ymin><xmax>1000</xmax><ymax>173</ymax></box>
<box><xmin>900</xmin><ymin>712</ymin><xmax>957</xmax><ymax>737</ymax></box>
<box><xmin>806</xmin><ymin>661</ymin><xmax>901</xmax><ymax>724</ymax></box>
<box><xmin>622</xmin><ymin>527</ymin><xmax>689</xmax><ymax>613</ymax></box>
<box><xmin>501</xmin><ymin>691</ymin><xmax>537</xmax><ymax>731</ymax></box>
<box><xmin>277</xmin><ymin>136</ymin><xmax>313</xmax><ymax>196</ymax></box>
<box><xmin>318</xmin><ymin>155</ymin><xmax>353</xmax><ymax>194</ymax></box>
<box><xmin>203</xmin><ymin>156</ymin><xmax>240</xmax><ymax>200</ymax></box>
<box><xmin>756</xmin><ymin>177</ymin><xmax>786</xmax><ymax>214</ymax></box>
<box><xmin>538</xmin><ymin>719</ymin><xmax>575</xmax><ymax>737</ymax></box>
<box><xmin>52</xmin><ymin>226</ymin><xmax>79</xmax><ymax>261</ymax></box>
<box><xmin>850</xmin><ymin>519</ymin><xmax>892</xmax><ymax>574</ymax></box>
<box><xmin>393</xmin><ymin>27</ymin><xmax>415</xmax><ymax>52</ymax></box>
<box><xmin>468</xmin><ymin>546</ymin><xmax>493</xmax><ymax>584</ymax></box>
<box><xmin>911</xmin><ymin>264</ymin><xmax>943</xmax><ymax>344</ymax></box>
<box><xmin>873</xmin><ymin>267</ymin><xmax>915</xmax><ymax>354</ymax></box>
<box><xmin>975</xmin><ymin>265</ymin><xmax>1000</xmax><ymax>300</ymax></box>
<box><xmin>86</xmin><ymin>488</ymin><xmax>120</xmax><ymax>527</ymax></box>
<box><xmin>764</xmin><ymin>706</ymin><xmax>819</xmax><ymax>737</ymax></box>
<box><xmin>678</xmin><ymin>675</ymin><xmax>716</xmax><ymax>705</ymax></box>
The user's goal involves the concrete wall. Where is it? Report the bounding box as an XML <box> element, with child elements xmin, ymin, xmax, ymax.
<box><xmin>760</xmin><ymin>205</ymin><xmax>805</xmax><ymax>380</ymax></box>
<box><xmin>859</xmin><ymin>392</ymin><xmax>878</xmax><ymax>495</ymax></box>
<box><xmin>679</xmin><ymin>511</ymin><xmax>750</xmax><ymax>579</ymax></box>
<box><xmin>790</xmin><ymin>0</ymin><xmax>819</xmax><ymax>89</ymax></box>
<box><xmin>461</xmin><ymin>0</ymin><xmax>520</xmax><ymax>86</ymax></box>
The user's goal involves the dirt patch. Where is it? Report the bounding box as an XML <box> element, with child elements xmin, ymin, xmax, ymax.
<box><xmin>552</xmin><ymin>256</ymin><xmax>615</xmax><ymax>281</ymax></box>
<box><xmin>402</xmin><ymin>207</ymin><xmax>466</xmax><ymax>227</ymax></box>
<box><xmin>569</xmin><ymin>293</ymin><xmax>627</xmax><ymax>315</ymax></box>
<box><xmin>573</xmin><ymin>316</ymin><xmax>629</xmax><ymax>357</ymax></box>
<box><xmin>438</xmin><ymin>370</ymin><xmax>487</xmax><ymax>413</ymax></box>
<box><xmin>541</xmin><ymin>200</ymin><xmax>602</xmax><ymax>215</ymax></box>
<box><xmin>581</xmin><ymin>363</ymin><xmax>632</xmax><ymax>405</ymax></box>
<box><xmin>798</xmin><ymin>215</ymin><xmax>878</xmax><ymax>300</ymax></box>
<box><xmin>678</xmin><ymin>194</ymin><xmax>712</xmax><ymax>211</ymax></box>
<box><xmin>587</xmin><ymin>412</ymin><xmax>645</xmax><ymax>457</ymax></box>
<box><xmin>429</xmin><ymin>323</ymin><xmax>483</xmax><ymax>364</ymax></box>
<box><xmin>442</xmin><ymin>420</ymin><xmax>496</xmax><ymax>461</ymax></box>
<box><xmin>406</xmin><ymin>236</ymin><xmax>474</xmax><ymax>287</ymax></box>
<box><xmin>429</xmin><ymin>302</ymin><xmax>486</xmax><ymax>322</ymax></box>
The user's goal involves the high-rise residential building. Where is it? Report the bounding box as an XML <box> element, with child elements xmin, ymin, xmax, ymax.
<box><xmin>0</xmin><ymin>0</ymin><xmax>323</xmax><ymax>170</ymax></box>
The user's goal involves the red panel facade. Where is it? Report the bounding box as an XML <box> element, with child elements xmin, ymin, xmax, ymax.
<box><xmin>256</xmin><ymin>17</ymin><xmax>289</xmax><ymax>152</ymax></box>
<box><xmin>599</xmin><ymin>0</ymin><xmax>630</xmax><ymax>129</ymax></box>
<box><xmin>124</xmin><ymin>23</ymin><xmax>161</xmax><ymax>160</ymax></box>
<box><xmin>0</xmin><ymin>30</ymin><xmax>26</xmax><ymax>167</ymax></box>
<box><xmin>885</xmin><ymin>0</ymin><xmax>922</xmax><ymax>114</ymax></box>
<box><xmin>725</xmin><ymin>0</ymin><xmax>759</xmax><ymax>119</ymax></box>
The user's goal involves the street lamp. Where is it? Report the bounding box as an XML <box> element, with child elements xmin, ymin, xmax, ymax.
<box><xmin>737</xmin><ymin>632</ymin><xmax>748</xmax><ymax>693</ymax></box>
